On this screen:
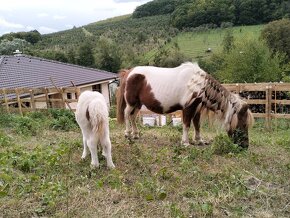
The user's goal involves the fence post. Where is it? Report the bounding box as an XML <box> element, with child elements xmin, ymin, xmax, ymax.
<box><xmin>15</xmin><ymin>88</ymin><xmax>23</xmax><ymax>116</ymax></box>
<box><xmin>265</xmin><ymin>84</ymin><xmax>272</xmax><ymax>129</ymax></box>
<box><xmin>2</xmin><ymin>88</ymin><xmax>10</xmax><ymax>114</ymax></box>
<box><xmin>45</xmin><ymin>88</ymin><xmax>50</xmax><ymax>109</ymax></box>
<box><xmin>30</xmin><ymin>89</ymin><xmax>36</xmax><ymax>111</ymax></box>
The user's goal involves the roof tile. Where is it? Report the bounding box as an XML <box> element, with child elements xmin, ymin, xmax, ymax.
<box><xmin>0</xmin><ymin>55</ymin><xmax>118</xmax><ymax>89</ymax></box>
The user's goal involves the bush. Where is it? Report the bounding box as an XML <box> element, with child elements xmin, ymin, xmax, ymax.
<box><xmin>48</xmin><ymin>109</ymin><xmax>78</xmax><ymax>131</ymax></box>
<box><xmin>14</xmin><ymin>116</ymin><xmax>41</xmax><ymax>136</ymax></box>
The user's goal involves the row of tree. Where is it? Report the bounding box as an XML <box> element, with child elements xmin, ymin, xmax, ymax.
<box><xmin>133</xmin><ymin>0</ymin><xmax>290</xmax><ymax>29</ymax></box>
<box><xmin>199</xmin><ymin>19</ymin><xmax>290</xmax><ymax>83</ymax></box>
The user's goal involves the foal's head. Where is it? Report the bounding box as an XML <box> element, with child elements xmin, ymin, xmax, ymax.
<box><xmin>228</xmin><ymin>102</ymin><xmax>254</xmax><ymax>149</ymax></box>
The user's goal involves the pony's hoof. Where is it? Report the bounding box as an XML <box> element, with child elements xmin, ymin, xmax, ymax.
<box><xmin>133</xmin><ymin>134</ymin><xmax>139</xmax><ymax>139</ymax></box>
<box><xmin>125</xmin><ymin>133</ymin><xmax>131</xmax><ymax>138</ymax></box>
<box><xmin>194</xmin><ymin>139</ymin><xmax>209</xmax><ymax>146</ymax></box>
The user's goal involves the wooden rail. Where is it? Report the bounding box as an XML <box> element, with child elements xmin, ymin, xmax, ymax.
<box><xmin>1</xmin><ymin>83</ymin><xmax>290</xmax><ymax>128</ymax></box>
<box><xmin>0</xmin><ymin>87</ymin><xmax>80</xmax><ymax>114</ymax></box>
<box><xmin>223</xmin><ymin>83</ymin><xmax>290</xmax><ymax>128</ymax></box>
<box><xmin>139</xmin><ymin>83</ymin><xmax>290</xmax><ymax>127</ymax></box>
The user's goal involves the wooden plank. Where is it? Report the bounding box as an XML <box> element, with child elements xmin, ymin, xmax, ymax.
<box><xmin>252</xmin><ymin>113</ymin><xmax>267</xmax><ymax>118</ymax></box>
<box><xmin>270</xmin><ymin>99</ymin><xmax>290</xmax><ymax>105</ymax></box>
<box><xmin>271</xmin><ymin>114</ymin><xmax>290</xmax><ymax>119</ymax></box>
<box><xmin>245</xmin><ymin>99</ymin><xmax>267</xmax><ymax>104</ymax></box>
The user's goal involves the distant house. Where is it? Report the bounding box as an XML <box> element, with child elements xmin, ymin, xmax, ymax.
<box><xmin>0</xmin><ymin>54</ymin><xmax>118</xmax><ymax>110</ymax></box>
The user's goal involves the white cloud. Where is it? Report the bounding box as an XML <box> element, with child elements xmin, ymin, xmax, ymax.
<box><xmin>0</xmin><ymin>0</ymin><xmax>151</xmax><ymax>35</ymax></box>
<box><xmin>38</xmin><ymin>26</ymin><xmax>58</xmax><ymax>34</ymax></box>
<box><xmin>0</xmin><ymin>18</ymin><xmax>24</xmax><ymax>29</ymax></box>
<box><xmin>53</xmin><ymin>15</ymin><xmax>66</xmax><ymax>20</ymax></box>
<box><xmin>37</xmin><ymin>13</ymin><xmax>49</xmax><ymax>18</ymax></box>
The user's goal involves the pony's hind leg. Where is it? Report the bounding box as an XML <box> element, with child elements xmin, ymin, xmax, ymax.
<box><xmin>130</xmin><ymin>108</ymin><xmax>140</xmax><ymax>139</ymax></box>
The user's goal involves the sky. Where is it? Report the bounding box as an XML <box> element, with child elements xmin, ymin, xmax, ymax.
<box><xmin>0</xmin><ymin>0</ymin><xmax>151</xmax><ymax>36</ymax></box>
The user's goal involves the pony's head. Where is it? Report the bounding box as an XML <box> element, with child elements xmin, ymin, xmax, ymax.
<box><xmin>227</xmin><ymin>100</ymin><xmax>254</xmax><ymax>149</ymax></box>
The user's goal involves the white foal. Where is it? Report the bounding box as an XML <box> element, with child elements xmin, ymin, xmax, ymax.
<box><xmin>76</xmin><ymin>91</ymin><xmax>115</xmax><ymax>169</ymax></box>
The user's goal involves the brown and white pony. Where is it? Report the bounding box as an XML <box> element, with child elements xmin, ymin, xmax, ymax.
<box><xmin>117</xmin><ymin>62</ymin><xmax>253</xmax><ymax>148</ymax></box>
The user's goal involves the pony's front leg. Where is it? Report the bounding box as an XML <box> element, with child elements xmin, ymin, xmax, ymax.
<box><xmin>192</xmin><ymin>113</ymin><xmax>205</xmax><ymax>145</ymax></box>
<box><xmin>181</xmin><ymin>123</ymin><xmax>190</xmax><ymax>147</ymax></box>
<box><xmin>130</xmin><ymin>108</ymin><xmax>140</xmax><ymax>139</ymax></box>
<box><xmin>124</xmin><ymin>105</ymin><xmax>134</xmax><ymax>138</ymax></box>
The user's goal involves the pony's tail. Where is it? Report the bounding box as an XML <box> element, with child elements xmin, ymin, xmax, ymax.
<box><xmin>117</xmin><ymin>69</ymin><xmax>130</xmax><ymax>124</ymax></box>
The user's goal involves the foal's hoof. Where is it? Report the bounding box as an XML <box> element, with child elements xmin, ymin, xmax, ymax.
<box><xmin>133</xmin><ymin>134</ymin><xmax>139</xmax><ymax>139</ymax></box>
<box><xmin>90</xmin><ymin>164</ymin><xmax>100</xmax><ymax>169</ymax></box>
<box><xmin>107</xmin><ymin>163</ymin><xmax>116</xmax><ymax>169</ymax></box>
<box><xmin>181</xmin><ymin>141</ymin><xmax>190</xmax><ymax>147</ymax></box>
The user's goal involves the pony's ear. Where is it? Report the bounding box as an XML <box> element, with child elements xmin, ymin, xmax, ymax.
<box><xmin>239</xmin><ymin>104</ymin><xmax>249</xmax><ymax>115</ymax></box>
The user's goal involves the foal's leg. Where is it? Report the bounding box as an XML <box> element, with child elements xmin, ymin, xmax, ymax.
<box><xmin>100</xmin><ymin>130</ymin><xmax>115</xmax><ymax>169</ymax></box>
<box><xmin>81</xmin><ymin>135</ymin><xmax>89</xmax><ymax>160</ymax></box>
<box><xmin>130</xmin><ymin>108</ymin><xmax>140</xmax><ymax>139</ymax></box>
<box><xmin>87</xmin><ymin>135</ymin><xmax>99</xmax><ymax>168</ymax></box>
<box><xmin>124</xmin><ymin>105</ymin><xmax>135</xmax><ymax>137</ymax></box>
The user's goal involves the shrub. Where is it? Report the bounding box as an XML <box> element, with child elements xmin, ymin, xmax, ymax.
<box><xmin>48</xmin><ymin>109</ymin><xmax>78</xmax><ymax>131</ymax></box>
<box><xmin>14</xmin><ymin>116</ymin><xmax>41</xmax><ymax>136</ymax></box>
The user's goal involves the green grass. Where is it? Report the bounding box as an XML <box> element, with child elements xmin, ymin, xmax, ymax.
<box><xmin>0</xmin><ymin>111</ymin><xmax>289</xmax><ymax>217</ymax></box>
<box><xmin>147</xmin><ymin>25</ymin><xmax>264</xmax><ymax>62</ymax></box>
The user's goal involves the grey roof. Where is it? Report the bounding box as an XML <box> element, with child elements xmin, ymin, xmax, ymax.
<box><xmin>0</xmin><ymin>55</ymin><xmax>118</xmax><ymax>89</ymax></box>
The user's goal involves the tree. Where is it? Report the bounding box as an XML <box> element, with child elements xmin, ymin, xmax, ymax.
<box><xmin>217</xmin><ymin>38</ymin><xmax>284</xmax><ymax>83</ymax></box>
<box><xmin>96</xmin><ymin>37</ymin><xmax>122</xmax><ymax>73</ymax></box>
<box><xmin>153</xmin><ymin>43</ymin><xmax>190</xmax><ymax>67</ymax></box>
<box><xmin>222</xmin><ymin>30</ymin><xmax>235</xmax><ymax>53</ymax></box>
<box><xmin>0</xmin><ymin>38</ymin><xmax>30</xmax><ymax>55</ymax></box>
<box><xmin>261</xmin><ymin>18</ymin><xmax>290</xmax><ymax>61</ymax></box>
<box><xmin>77</xmin><ymin>42</ymin><xmax>95</xmax><ymax>67</ymax></box>
<box><xmin>67</xmin><ymin>49</ymin><xmax>76</xmax><ymax>64</ymax></box>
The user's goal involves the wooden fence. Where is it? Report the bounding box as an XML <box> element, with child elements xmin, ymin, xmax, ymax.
<box><xmin>0</xmin><ymin>87</ymin><xmax>80</xmax><ymax>115</ymax></box>
<box><xmin>1</xmin><ymin>83</ymin><xmax>290</xmax><ymax>127</ymax></box>
<box><xmin>223</xmin><ymin>83</ymin><xmax>290</xmax><ymax>127</ymax></box>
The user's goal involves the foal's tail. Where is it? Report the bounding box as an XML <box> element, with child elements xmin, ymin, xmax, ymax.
<box><xmin>117</xmin><ymin>69</ymin><xmax>130</xmax><ymax>124</ymax></box>
<box><xmin>88</xmin><ymin>98</ymin><xmax>108</xmax><ymax>137</ymax></box>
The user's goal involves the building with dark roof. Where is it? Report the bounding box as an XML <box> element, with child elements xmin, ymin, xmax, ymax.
<box><xmin>0</xmin><ymin>54</ymin><xmax>118</xmax><ymax>109</ymax></box>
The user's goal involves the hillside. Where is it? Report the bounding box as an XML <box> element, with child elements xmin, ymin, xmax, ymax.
<box><xmin>146</xmin><ymin>25</ymin><xmax>264</xmax><ymax>62</ymax></box>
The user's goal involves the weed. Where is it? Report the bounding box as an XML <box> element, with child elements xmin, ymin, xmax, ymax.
<box><xmin>170</xmin><ymin>203</ymin><xmax>185</xmax><ymax>218</ymax></box>
<box><xmin>14</xmin><ymin>116</ymin><xmax>41</xmax><ymax>136</ymax></box>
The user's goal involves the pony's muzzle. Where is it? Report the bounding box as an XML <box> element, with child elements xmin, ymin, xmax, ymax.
<box><xmin>231</xmin><ymin>128</ymin><xmax>249</xmax><ymax>149</ymax></box>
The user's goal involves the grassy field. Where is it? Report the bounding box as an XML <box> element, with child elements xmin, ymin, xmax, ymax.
<box><xmin>145</xmin><ymin>25</ymin><xmax>264</xmax><ymax>62</ymax></box>
<box><xmin>0</xmin><ymin>110</ymin><xmax>290</xmax><ymax>217</ymax></box>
